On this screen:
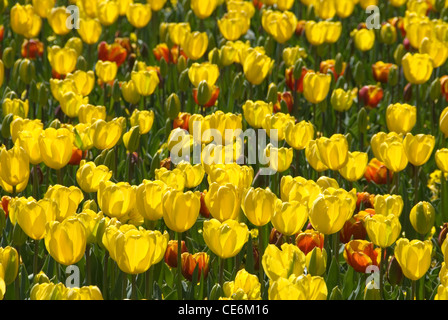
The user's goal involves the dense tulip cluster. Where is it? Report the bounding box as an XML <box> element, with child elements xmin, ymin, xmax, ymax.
<box><xmin>2</xmin><ymin>0</ymin><xmax>448</xmax><ymax>302</ymax></box>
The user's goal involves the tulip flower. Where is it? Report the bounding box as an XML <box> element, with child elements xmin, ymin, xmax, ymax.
<box><xmin>131</xmin><ymin>70</ymin><xmax>160</xmax><ymax>96</ymax></box>
<box><xmin>314</xmin><ymin>0</ymin><xmax>336</xmax><ymax>19</ymax></box>
<box><xmin>162</xmin><ymin>189</ymin><xmax>201</xmax><ymax>233</ymax></box>
<box><xmin>264</xmin><ymin>144</ymin><xmax>293</xmax><ymax>173</ymax></box>
<box><xmin>386</xmin><ymin>103</ymin><xmax>417</xmax><ymax>134</ymax></box>
<box><xmin>284</xmin><ymin>120</ymin><xmax>314</xmax><ymax>150</ymax></box>
<box><xmin>32</xmin><ymin>0</ymin><xmax>55</xmax><ymax>18</ymax></box>
<box><xmin>339</xmin><ymin>151</ymin><xmax>369</xmax><ymax>182</ymax></box>
<box><xmin>78</xmin><ymin>18</ymin><xmax>102</xmax><ymax>45</ymax></box>
<box><xmin>271</xmin><ymin>199</ymin><xmax>308</xmax><ymax>236</ymax></box>
<box><xmin>282</xmin><ymin>46</ymin><xmax>307</xmax><ymax>67</ymax></box>
<box><xmin>374</xmin><ymin>194</ymin><xmax>404</xmax><ymax>217</ymax></box>
<box><xmin>403</xmin><ymin>133</ymin><xmax>435</xmax><ymax>167</ymax></box>
<box><xmin>262</xmin><ymin>112</ymin><xmax>295</xmax><ymax>141</ymax></box>
<box><xmin>370</xmin><ymin>131</ymin><xmax>403</xmax><ymax>162</ymax></box>
<box><xmin>372</xmin><ymin>62</ymin><xmax>397</xmax><ymax>83</ymax></box>
<box><xmin>365</xmin><ymin>214</ymin><xmax>401</xmax><ymax>248</ymax></box>
<box><xmin>364</xmin><ymin>158</ymin><xmax>392</xmax><ymax>185</ymax></box>
<box><xmin>242</xmin><ymin>100</ymin><xmax>273</xmax><ymax>129</ymax></box>
<box><xmin>440</xmin><ymin>106</ymin><xmax>448</xmax><ymax>137</ymax></box>
<box><xmin>95</xmin><ymin>60</ymin><xmax>118</xmax><ymax>84</ymax></box>
<box><xmin>66</xmin><ymin>70</ymin><xmax>95</xmax><ymax>97</ymax></box>
<box><xmin>303</xmin><ymin>72</ymin><xmax>332</xmax><ymax>105</ymax></box>
<box><xmin>45</xmin><ymin>184</ymin><xmax>83</xmax><ymax>222</ymax></box>
<box><xmin>262</xmin><ymin>243</ymin><xmax>306</xmax><ymax>281</ymax></box>
<box><xmin>181</xmin><ymin>252</ymin><xmax>210</xmax><ymax>282</ymax></box>
<box><xmin>0</xmin><ymin>145</ymin><xmax>30</xmax><ymax>191</ymax></box>
<box><xmin>410</xmin><ymin>201</ymin><xmax>435</xmax><ymax>235</ymax></box>
<box><xmin>351</xmin><ymin>28</ymin><xmax>375</xmax><ymax>52</ymax></box>
<box><xmin>378</xmin><ymin>139</ymin><xmax>408</xmax><ymax>173</ymax></box>
<box><xmin>262</xmin><ymin>10</ymin><xmax>297</xmax><ymax>44</ymax></box>
<box><xmin>2</xmin><ymin>98</ymin><xmax>29</xmax><ymax>118</ymax></box>
<box><xmin>206</xmin><ymin>163</ymin><xmax>254</xmax><ymax>190</ymax></box>
<box><xmin>339</xmin><ymin>214</ymin><xmax>368</xmax><ymax>244</ymax></box>
<box><xmin>205</xmin><ymin>182</ymin><xmax>241</xmax><ymax>222</ymax></box>
<box><xmin>305</xmin><ymin>139</ymin><xmax>329</xmax><ymax>172</ymax></box>
<box><xmin>268</xmin><ymin>274</ymin><xmax>327</xmax><ymax>300</ymax></box>
<box><xmin>97</xmin><ymin>0</ymin><xmax>119</xmax><ymax>26</ymax></box>
<box><xmin>48</xmin><ymin>6</ymin><xmax>71</xmax><ymax>35</ymax></box>
<box><xmin>243</xmin><ymin>50</ymin><xmax>273</xmax><ymax>85</ymax></box>
<box><xmin>98</xmin><ymin>181</ymin><xmax>135</xmax><ymax>220</ymax></box>
<box><xmin>121</xmin><ymin>80</ymin><xmax>141</xmax><ymax>105</ymax></box>
<box><xmin>190</xmin><ymin>0</ymin><xmax>217</xmax><ymax>19</ymax></box>
<box><xmin>281</xmin><ymin>175</ymin><xmax>321</xmax><ymax>206</ymax></box>
<box><xmin>402</xmin><ymin>53</ymin><xmax>433</xmax><ymax>85</ymax></box>
<box><xmin>98</xmin><ymin>42</ymin><xmax>128</xmax><ymax>67</ymax></box>
<box><xmin>222</xmin><ymin>268</ymin><xmax>261</xmax><ymax>300</ymax></box>
<box><xmin>126</xmin><ymin>3</ymin><xmax>151</xmax><ymax>28</ymax></box>
<box><xmin>315</xmin><ymin>134</ymin><xmax>349</xmax><ymax>171</ymax></box>
<box><xmin>16</xmin><ymin>198</ymin><xmax>57</xmax><ymax>240</ymax></box>
<box><xmin>203</xmin><ymin>218</ymin><xmax>249</xmax><ymax>259</ymax></box>
<box><xmin>0</xmin><ymin>246</ymin><xmax>19</xmax><ymax>285</ymax></box>
<box><xmin>44</xmin><ymin>217</ymin><xmax>86</xmax><ymax>266</ymax></box>
<box><xmin>394</xmin><ymin>238</ymin><xmax>433</xmax><ymax>281</ymax></box>
<box><xmin>65</xmin><ymin>286</ymin><xmax>104</xmax><ymax>300</ymax></box>
<box><xmin>241</xmin><ymin>187</ymin><xmax>277</xmax><ymax>227</ymax></box>
<box><xmin>165</xmin><ymin>240</ymin><xmax>188</xmax><ymax>268</ymax></box>
<box><xmin>39</xmin><ymin>127</ymin><xmax>74</xmax><ymax>170</ymax></box>
<box><xmin>218</xmin><ymin>11</ymin><xmax>250</xmax><ymax>41</ymax></box>
<box><xmin>76</xmin><ymin>160</ymin><xmax>113</xmax><ymax>194</ymax></box>
<box><xmin>21</xmin><ymin>39</ymin><xmax>44</xmax><ymax>60</ymax></box>
<box><xmin>182</xmin><ymin>31</ymin><xmax>208</xmax><ymax>61</ymax></box>
<box><xmin>176</xmin><ymin>161</ymin><xmax>205</xmax><ymax>189</ymax></box>
<box><xmin>436</xmin><ymin>148</ymin><xmax>448</xmax><ymax>173</ymax></box>
<box><xmin>11</xmin><ymin>4</ymin><xmax>42</xmax><ymax>38</ymax></box>
<box><xmin>359</xmin><ymin>85</ymin><xmax>384</xmax><ymax>109</ymax></box>
<box><xmin>89</xmin><ymin>118</ymin><xmax>123</xmax><ymax>150</ymax></box>
<box><xmin>335</xmin><ymin>0</ymin><xmax>355</xmax><ymax>18</ymax></box>
<box><xmin>188</xmin><ymin>62</ymin><xmax>220</xmax><ymax>88</ymax></box>
<box><xmin>78</xmin><ymin>104</ymin><xmax>106</xmax><ymax>124</ymax></box>
<box><xmin>295</xmin><ymin>229</ymin><xmax>325</xmax><ymax>256</ymax></box>
<box><xmin>309</xmin><ymin>188</ymin><xmax>356</xmax><ymax>235</ymax></box>
<box><xmin>47</xmin><ymin>46</ymin><xmax>78</xmax><ymax>76</ymax></box>
<box><xmin>60</xmin><ymin>92</ymin><xmax>89</xmax><ymax>119</ymax></box>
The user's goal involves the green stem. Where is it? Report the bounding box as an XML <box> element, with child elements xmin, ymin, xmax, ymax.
<box><xmin>414</xmin><ymin>165</ymin><xmax>420</xmax><ymax>205</ymax></box>
<box><xmin>219</xmin><ymin>257</ymin><xmax>224</xmax><ymax>287</ymax></box>
<box><xmin>122</xmin><ymin>272</ymin><xmax>127</xmax><ymax>299</ymax></box>
<box><xmin>33</xmin><ymin>239</ymin><xmax>39</xmax><ymax>277</ymax></box>
<box><xmin>177</xmin><ymin>232</ymin><xmax>183</xmax><ymax>300</ymax></box>
<box><xmin>131</xmin><ymin>274</ymin><xmax>137</xmax><ymax>300</ymax></box>
<box><xmin>103</xmin><ymin>251</ymin><xmax>109</xmax><ymax>300</ymax></box>
<box><xmin>86</xmin><ymin>244</ymin><xmax>91</xmax><ymax>285</ymax></box>
<box><xmin>56</xmin><ymin>168</ymin><xmax>63</xmax><ymax>186</ymax></box>
<box><xmin>145</xmin><ymin>266</ymin><xmax>154</xmax><ymax>299</ymax></box>
<box><xmin>258</xmin><ymin>225</ymin><xmax>264</xmax><ymax>296</ymax></box>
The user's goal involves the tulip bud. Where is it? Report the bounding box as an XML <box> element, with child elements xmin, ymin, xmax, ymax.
<box><xmin>111</xmin><ymin>79</ymin><xmax>121</xmax><ymax>102</ymax></box>
<box><xmin>2</xmin><ymin>47</ymin><xmax>15</xmax><ymax>69</ymax></box>
<box><xmin>364</xmin><ymin>281</ymin><xmax>381</xmax><ymax>300</ymax></box>
<box><xmin>264</xmin><ymin>36</ymin><xmax>275</xmax><ymax>58</ymax></box>
<box><xmin>1</xmin><ymin>113</ymin><xmax>14</xmax><ymax>139</ymax></box>
<box><xmin>0</xmin><ymin>246</ymin><xmax>19</xmax><ymax>285</ymax></box>
<box><xmin>76</xmin><ymin>55</ymin><xmax>87</xmax><ymax>72</ymax></box>
<box><xmin>430</xmin><ymin>77</ymin><xmax>442</xmax><ymax>102</ymax></box>
<box><xmin>435</xmin><ymin>0</ymin><xmax>446</xmax><ymax>12</ymax></box>
<box><xmin>293</xmin><ymin>58</ymin><xmax>305</xmax><ymax>79</ymax></box>
<box><xmin>306</xmin><ymin>247</ymin><xmax>327</xmax><ymax>276</ymax></box>
<box><xmin>177</xmin><ymin>55</ymin><xmax>187</xmax><ymax>73</ymax></box>
<box><xmin>179</xmin><ymin>69</ymin><xmax>189</xmax><ymax>92</ymax></box>
<box><xmin>196</xmin><ymin>80</ymin><xmax>211</xmax><ymax>106</ymax></box>
<box><xmin>232</xmin><ymin>73</ymin><xmax>244</xmax><ymax>100</ymax></box>
<box><xmin>403</xmin><ymin>83</ymin><xmax>413</xmax><ymax>102</ymax></box>
<box><xmin>83</xmin><ymin>199</ymin><xmax>98</xmax><ymax>212</ymax></box>
<box><xmin>103</xmin><ymin>147</ymin><xmax>116</xmax><ymax>171</ymax></box>
<box><xmin>353</xmin><ymin>61</ymin><xmax>365</xmax><ymax>86</ymax></box>
<box><xmin>48</xmin><ymin>118</ymin><xmax>61</xmax><ymax>129</ymax></box>
<box><xmin>334</xmin><ymin>53</ymin><xmax>344</xmax><ymax>76</ymax></box>
<box><xmin>12</xmin><ymin>59</ymin><xmax>21</xmax><ymax>84</ymax></box>
<box><xmin>410</xmin><ymin>201</ymin><xmax>435</xmax><ymax>235</ymax></box>
<box><xmin>209</xmin><ymin>48</ymin><xmax>221</xmax><ymax>67</ymax></box>
<box><xmin>358</xmin><ymin>107</ymin><xmax>368</xmax><ymax>134</ymax></box>
<box><xmin>387</xmin><ymin>255</ymin><xmax>403</xmax><ymax>286</ymax></box>
<box><xmin>123</xmin><ymin>126</ymin><xmax>140</xmax><ymax>153</ymax></box>
<box><xmin>329</xmin><ymin>286</ymin><xmax>343</xmax><ymax>300</ymax></box>
<box><xmin>28</xmin><ymin>80</ymin><xmax>38</xmax><ymax>103</ymax></box>
<box><xmin>394</xmin><ymin>44</ymin><xmax>406</xmax><ymax>67</ymax></box>
<box><xmin>266</xmin><ymin>83</ymin><xmax>278</xmax><ymax>105</ymax></box>
<box><xmin>19</xmin><ymin>58</ymin><xmax>35</xmax><ymax>84</ymax></box>
<box><xmin>166</xmin><ymin>93</ymin><xmax>181</xmax><ymax>120</ymax></box>
<box><xmin>380</xmin><ymin>23</ymin><xmax>397</xmax><ymax>45</ymax></box>
<box><xmin>0</xmin><ymin>208</ymin><xmax>5</xmax><ymax>235</ymax></box>
<box><xmin>38</xmin><ymin>83</ymin><xmax>49</xmax><ymax>107</ymax></box>
<box><xmin>12</xmin><ymin>222</ymin><xmax>28</xmax><ymax>246</ymax></box>
<box><xmin>210</xmin><ymin>283</ymin><xmax>223</xmax><ymax>300</ymax></box>
<box><xmin>33</xmin><ymin>271</ymin><xmax>50</xmax><ymax>285</ymax></box>
<box><xmin>160</xmin><ymin>57</ymin><xmax>168</xmax><ymax>78</ymax></box>
<box><xmin>388</xmin><ymin>65</ymin><xmax>399</xmax><ymax>87</ymax></box>
<box><xmin>94</xmin><ymin>150</ymin><xmax>106</xmax><ymax>166</ymax></box>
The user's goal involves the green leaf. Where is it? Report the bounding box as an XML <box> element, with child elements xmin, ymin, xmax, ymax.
<box><xmin>326</xmin><ymin>256</ymin><xmax>339</xmax><ymax>293</ymax></box>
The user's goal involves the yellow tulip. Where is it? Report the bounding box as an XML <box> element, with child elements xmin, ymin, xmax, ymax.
<box><xmin>16</xmin><ymin>198</ymin><xmax>57</xmax><ymax>240</ymax></box>
<box><xmin>97</xmin><ymin>0</ymin><xmax>119</xmax><ymax>26</ymax></box>
<box><xmin>379</xmin><ymin>140</ymin><xmax>408</xmax><ymax>172</ymax></box>
<box><xmin>182</xmin><ymin>31</ymin><xmax>208</xmax><ymax>61</ymax></box>
<box><xmin>410</xmin><ymin>201</ymin><xmax>435</xmax><ymax>235</ymax></box>
<box><xmin>314</xmin><ymin>0</ymin><xmax>336</xmax><ymax>19</ymax></box>
<box><xmin>48</xmin><ymin>6</ymin><xmax>71</xmax><ymax>35</ymax></box>
<box><xmin>241</xmin><ymin>187</ymin><xmax>277</xmax><ymax>227</ymax></box>
<box><xmin>261</xmin><ymin>10</ymin><xmax>297</xmax><ymax>43</ymax></box>
<box><xmin>262</xmin><ymin>243</ymin><xmax>306</xmax><ymax>281</ymax></box>
<box><xmin>206</xmin><ymin>163</ymin><xmax>254</xmax><ymax>189</ymax></box>
<box><xmin>176</xmin><ymin>161</ymin><xmax>205</xmax><ymax>189</ymax></box>
<box><xmin>121</xmin><ymin>80</ymin><xmax>141</xmax><ymax>105</ymax></box>
<box><xmin>45</xmin><ymin>184</ymin><xmax>83</xmax><ymax>222</ymax></box>
<box><xmin>282</xmin><ymin>46</ymin><xmax>308</xmax><ymax>67</ymax></box>
<box><xmin>191</xmin><ymin>0</ymin><xmax>217</xmax><ymax>19</ymax></box>
<box><xmin>89</xmin><ymin>118</ymin><xmax>123</xmax><ymax>150</ymax></box>
<box><xmin>339</xmin><ymin>151</ymin><xmax>368</xmax><ymax>182</ymax></box>
<box><xmin>10</xmin><ymin>4</ymin><xmax>42</xmax><ymax>38</ymax></box>
<box><xmin>305</xmin><ymin>140</ymin><xmax>329</xmax><ymax>172</ymax></box>
<box><xmin>402</xmin><ymin>53</ymin><xmax>434</xmax><ymax>84</ymax></box>
<box><xmin>78</xmin><ymin>104</ymin><xmax>106</xmax><ymax>124</ymax></box>
<box><xmin>303</xmin><ymin>71</ymin><xmax>332</xmax><ymax>104</ymax></box>
<box><xmin>32</xmin><ymin>0</ymin><xmax>55</xmax><ymax>18</ymax></box>
<box><xmin>30</xmin><ymin>282</ymin><xmax>68</xmax><ymax>300</ymax></box>
<box><xmin>47</xmin><ymin>46</ymin><xmax>78</xmax><ymax>75</ymax></box>
<box><xmin>419</xmin><ymin>37</ymin><xmax>448</xmax><ymax>68</ymax></box>
<box><xmin>374</xmin><ymin>194</ymin><xmax>404</xmax><ymax>217</ymax></box>
<box><xmin>0</xmin><ymin>145</ymin><xmax>30</xmax><ymax>189</ymax></box>
<box><xmin>406</xmin><ymin>17</ymin><xmax>433</xmax><ymax>49</ymax></box>
<box><xmin>261</xmin><ymin>112</ymin><xmax>295</xmax><ymax>141</ymax></box>
<box><xmin>65</xmin><ymin>286</ymin><xmax>104</xmax><ymax>300</ymax></box>
<box><xmin>403</xmin><ymin>133</ymin><xmax>435</xmax><ymax>166</ymax></box>
<box><xmin>281</xmin><ymin>175</ymin><xmax>321</xmax><ymax>207</ymax></box>
<box><xmin>95</xmin><ymin>60</ymin><xmax>118</xmax><ymax>83</ymax></box>
<box><xmin>44</xmin><ymin>217</ymin><xmax>86</xmax><ymax>265</ymax></box>
<box><xmin>168</xmin><ymin>22</ymin><xmax>191</xmax><ymax>46</ymax></box>
<box><xmin>205</xmin><ymin>182</ymin><xmax>241</xmax><ymax>222</ymax></box>
<box><xmin>242</xmin><ymin>100</ymin><xmax>273</xmax><ymax>129</ymax></box>
<box><xmin>77</xmin><ymin>18</ymin><xmax>102</xmax><ymax>45</ymax></box>
<box><xmin>271</xmin><ymin>199</ymin><xmax>308</xmax><ymax>236</ymax></box>
<box><xmin>265</xmin><ymin>145</ymin><xmax>294</xmax><ymax>173</ymax></box>
<box><xmin>39</xmin><ymin>127</ymin><xmax>73</xmax><ymax>170</ymax></box>
<box><xmin>0</xmin><ymin>246</ymin><xmax>19</xmax><ymax>285</ymax></box>
<box><xmin>155</xmin><ymin>167</ymin><xmax>186</xmax><ymax>191</ymax></box>
<box><xmin>131</xmin><ymin>70</ymin><xmax>160</xmax><ymax>96</ymax></box>
<box><xmin>77</xmin><ymin>209</ymin><xmax>104</xmax><ymax>244</ymax></box>
<box><xmin>66</xmin><ymin>70</ymin><xmax>95</xmax><ymax>97</ymax></box>
<box><xmin>129</xmin><ymin>109</ymin><xmax>154</xmax><ymax>135</ymax></box>
<box><xmin>16</xmin><ymin>130</ymin><xmax>43</xmax><ymax>165</ymax></box>
<box><xmin>243</xmin><ymin>50</ymin><xmax>273</xmax><ymax>85</ymax></box>
<box><xmin>60</xmin><ymin>92</ymin><xmax>89</xmax><ymax>119</ymax></box>
<box><xmin>203</xmin><ymin>218</ymin><xmax>249</xmax><ymax>259</ymax></box>
<box><xmin>222</xmin><ymin>268</ymin><xmax>261</xmax><ymax>300</ymax></box>
<box><xmin>331</xmin><ymin>88</ymin><xmax>356</xmax><ymax>112</ymax></box>
<box><xmin>316</xmin><ymin>176</ymin><xmax>340</xmax><ymax>190</ymax></box>
<box><xmin>351</xmin><ymin>28</ymin><xmax>375</xmax><ymax>52</ymax></box>
<box><xmin>315</xmin><ymin>134</ymin><xmax>349</xmax><ymax>171</ymax></box>
<box><xmin>436</xmin><ymin>148</ymin><xmax>448</xmax><ymax>173</ymax></box>
<box><xmin>305</xmin><ymin>247</ymin><xmax>327</xmax><ymax>276</ymax></box>
<box><xmin>135</xmin><ymin>180</ymin><xmax>167</xmax><ymax>221</ymax></box>
<box><xmin>188</xmin><ymin>62</ymin><xmax>220</xmax><ymax>88</ymax></box>
<box><xmin>76</xmin><ymin>160</ymin><xmax>112</xmax><ymax>194</ymax></box>
<box><xmin>162</xmin><ymin>189</ymin><xmax>201</xmax><ymax>233</ymax></box>
<box><xmin>365</xmin><ymin>214</ymin><xmax>401</xmax><ymax>248</ymax></box>
<box><xmin>268</xmin><ymin>274</ymin><xmax>327</xmax><ymax>300</ymax></box>
<box><xmin>126</xmin><ymin>3</ymin><xmax>151</xmax><ymax>28</ymax></box>
<box><xmin>2</xmin><ymin>98</ymin><xmax>29</xmax><ymax>118</ymax></box>
<box><xmin>394</xmin><ymin>238</ymin><xmax>433</xmax><ymax>281</ymax></box>
<box><xmin>305</xmin><ymin>21</ymin><xmax>326</xmax><ymax>46</ymax></box>
<box><xmin>370</xmin><ymin>131</ymin><xmax>403</xmax><ymax>162</ymax></box>
<box><xmin>98</xmin><ymin>181</ymin><xmax>135</xmax><ymax>220</ymax></box>
<box><xmin>284</xmin><ymin>120</ymin><xmax>314</xmax><ymax>150</ymax></box>
<box><xmin>218</xmin><ymin>11</ymin><xmax>250</xmax><ymax>41</ymax></box>
<box><xmin>336</xmin><ymin>0</ymin><xmax>355</xmax><ymax>18</ymax></box>
<box><xmin>386</xmin><ymin>103</ymin><xmax>417</xmax><ymax>134</ymax></box>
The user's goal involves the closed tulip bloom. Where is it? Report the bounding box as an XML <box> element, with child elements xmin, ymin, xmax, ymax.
<box><xmin>394</xmin><ymin>238</ymin><xmax>432</xmax><ymax>281</ymax></box>
<box><xmin>303</xmin><ymin>72</ymin><xmax>332</xmax><ymax>104</ymax></box>
<box><xmin>374</xmin><ymin>194</ymin><xmax>403</xmax><ymax>217</ymax></box>
<box><xmin>135</xmin><ymin>180</ymin><xmax>167</xmax><ymax>221</ymax></box>
<box><xmin>316</xmin><ymin>176</ymin><xmax>340</xmax><ymax>191</ymax></box>
<box><xmin>39</xmin><ymin>127</ymin><xmax>73</xmax><ymax>170</ymax></box>
<box><xmin>241</xmin><ymin>187</ymin><xmax>277</xmax><ymax>227</ymax></box>
<box><xmin>281</xmin><ymin>175</ymin><xmax>321</xmax><ymax>206</ymax></box>
<box><xmin>351</xmin><ymin>28</ymin><xmax>375</xmax><ymax>51</ymax></box>
<box><xmin>440</xmin><ymin>106</ymin><xmax>448</xmax><ymax>138</ymax></box>
<box><xmin>191</xmin><ymin>0</ymin><xmax>217</xmax><ymax>19</ymax></box>
<box><xmin>419</xmin><ymin>37</ymin><xmax>448</xmax><ymax>68</ymax></box>
<box><xmin>305</xmin><ymin>140</ymin><xmax>329</xmax><ymax>172</ymax></box>
<box><xmin>76</xmin><ymin>160</ymin><xmax>112</xmax><ymax>194</ymax></box>
<box><xmin>162</xmin><ymin>189</ymin><xmax>201</xmax><ymax>233</ymax></box>
<box><xmin>78</xmin><ymin>104</ymin><xmax>106</xmax><ymax>124</ymax></box>
<box><xmin>45</xmin><ymin>184</ymin><xmax>83</xmax><ymax>221</ymax></box>
<box><xmin>181</xmin><ymin>252</ymin><xmax>210</xmax><ymax>282</ymax></box>
<box><xmin>410</xmin><ymin>201</ymin><xmax>435</xmax><ymax>235</ymax></box>
<box><xmin>205</xmin><ymin>182</ymin><xmax>241</xmax><ymax>222</ymax></box>
<box><xmin>344</xmin><ymin>240</ymin><xmax>381</xmax><ymax>273</ymax></box>
<box><xmin>242</xmin><ymin>100</ymin><xmax>273</xmax><ymax>129</ymax></box>
<box><xmin>218</xmin><ymin>11</ymin><xmax>250</xmax><ymax>41</ymax></box>
<box><xmin>182</xmin><ymin>31</ymin><xmax>208</xmax><ymax>60</ymax></box>
<box><xmin>370</xmin><ymin>131</ymin><xmax>403</xmax><ymax>162</ymax></box>
<box><xmin>131</xmin><ymin>70</ymin><xmax>159</xmax><ymax>96</ymax></box>
<box><xmin>44</xmin><ymin>217</ymin><xmax>86</xmax><ymax>265</ymax></box>
<box><xmin>265</xmin><ymin>145</ymin><xmax>293</xmax><ymax>173</ymax></box>
<box><xmin>262</xmin><ymin>10</ymin><xmax>297</xmax><ymax>43</ymax></box>
<box><xmin>30</xmin><ymin>282</ymin><xmax>68</xmax><ymax>300</ymax></box>
<box><xmin>176</xmin><ymin>161</ymin><xmax>205</xmax><ymax>189</ymax></box>
<box><xmin>365</xmin><ymin>214</ymin><xmax>401</xmax><ymax>248</ymax></box>
<box><xmin>379</xmin><ymin>140</ymin><xmax>408</xmax><ymax>172</ymax></box>
<box><xmin>336</xmin><ymin>0</ymin><xmax>355</xmax><ymax>18</ymax></box>
<box><xmin>77</xmin><ymin>18</ymin><xmax>102</xmax><ymax>44</ymax></box>
<box><xmin>305</xmin><ymin>21</ymin><xmax>326</xmax><ymax>46</ymax></box>
<box><xmin>16</xmin><ymin>198</ymin><xmax>57</xmax><ymax>240</ymax></box>
<box><xmin>331</xmin><ymin>88</ymin><xmax>356</xmax><ymax>112</ymax></box>
<box><xmin>65</xmin><ymin>286</ymin><xmax>104</xmax><ymax>300</ymax></box>
<box><xmin>47</xmin><ymin>46</ymin><xmax>78</xmax><ymax>76</ymax></box>
<box><xmin>97</xmin><ymin>0</ymin><xmax>119</xmax><ymax>26</ymax></box>
<box><xmin>0</xmin><ymin>145</ymin><xmax>30</xmax><ymax>188</ymax></box>
<box><xmin>284</xmin><ymin>120</ymin><xmax>314</xmax><ymax>150</ymax></box>
<box><xmin>268</xmin><ymin>274</ymin><xmax>327</xmax><ymax>300</ymax></box>
<box><xmin>262</xmin><ymin>243</ymin><xmax>306</xmax><ymax>281</ymax></box>
<box><xmin>203</xmin><ymin>218</ymin><xmax>249</xmax><ymax>259</ymax></box>
<box><xmin>436</xmin><ymin>149</ymin><xmax>448</xmax><ymax>173</ymax></box>
<box><xmin>223</xmin><ymin>268</ymin><xmax>261</xmax><ymax>300</ymax></box>
<box><xmin>77</xmin><ymin>209</ymin><xmax>104</xmax><ymax>244</ymax></box>
<box><xmin>16</xmin><ymin>130</ymin><xmax>42</xmax><ymax>165</ymax></box>
<box><xmin>243</xmin><ymin>50</ymin><xmax>273</xmax><ymax>85</ymax></box>
<box><xmin>309</xmin><ymin>189</ymin><xmax>356</xmax><ymax>235</ymax></box>
<box><xmin>403</xmin><ymin>133</ymin><xmax>435</xmax><ymax>166</ymax></box>
<box><xmin>0</xmin><ymin>246</ymin><xmax>19</xmax><ymax>286</ymax></box>
<box><xmin>386</xmin><ymin>103</ymin><xmax>417</xmax><ymax>134</ymax></box>
<box><xmin>126</xmin><ymin>3</ymin><xmax>151</xmax><ymax>28</ymax></box>
<box><xmin>206</xmin><ymin>163</ymin><xmax>254</xmax><ymax>190</ymax></box>
<box><xmin>10</xmin><ymin>4</ymin><xmax>42</xmax><ymax>38</ymax></box>
<box><xmin>66</xmin><ymin>70</ymin><xmax>95</xmax><ymax>97</ymax></box>
<box><xmin>315</xmin><ymin>134</ymin><xmax>349</xmax><ymax>171</ymax></box>
<box><xmin>95</xmin><ymin>60</ymin><xmax>117</xmax><ymax>83</ymax></box>
<box><xmin>2</xmin><ymin>98</ymin><xmax>29</xmax><ymax>118</ymax></box>
<box><xmin>406</xmin><ymin>17</ymin><xmax>433</xmax><ymax>49</ymax></box>
<box><xmin>314</xmin><ymin>0</ymin><xmax>336</xmax><ymax>19</ymax></box>
<box><xmin>271</xmin><ymin>199</ymin><xmax>308</xmax><ymax>236</ymax></box>
<box><xmin>89</xmin><ymin>118</ymin><xmax>123</xmax><ymax>150</ymax></box>
<box><xmin>305</xmin><ymin>247</ymin><xmax>327</xmax><ymax>276</ymax></box>
<box><xmin>32</xmin><ymin>0</ymin><xmax>55</xmax><ymax>18</ymax></box>
<box><xmin>262</xmin><ymin>112</ymin><xmax>295</xmax><ymax>141</ymax></box>
<box><xmin>121</xmin><ymin>80</ymin><xmax>141</xmax><ymax>104</ymax></box>
<box><xmin>338</xmin><ymin>151</ymin><xmax>368</xmax><ymax>182</ymax></box>
<box><xmin>60</xmin><ymin>92</ymin><xmax>89</xmax><ymax>119</ymax></box>
<box><xmin>165</xmin><ymin>240</ymin><xmax>188</xmax><ymax>268</ymax></box>
<box><xmin>188</xmin><ymin>62</ymin><xmax>219</xmax><ymax>88</ymax></box>
<box><xmin>97</xmin><ymin>181</ymin><xmax>135</xmax><ymax>220</ymax></box>
<box><xmin>402</xmin><ymin>53</ymin><xmax>433</xmax><ymax>84</ymax></box>
<box><xmin>48</xmin><ymin>6</ymin><xmax>70</xmax><ymax>35</ymax></box>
